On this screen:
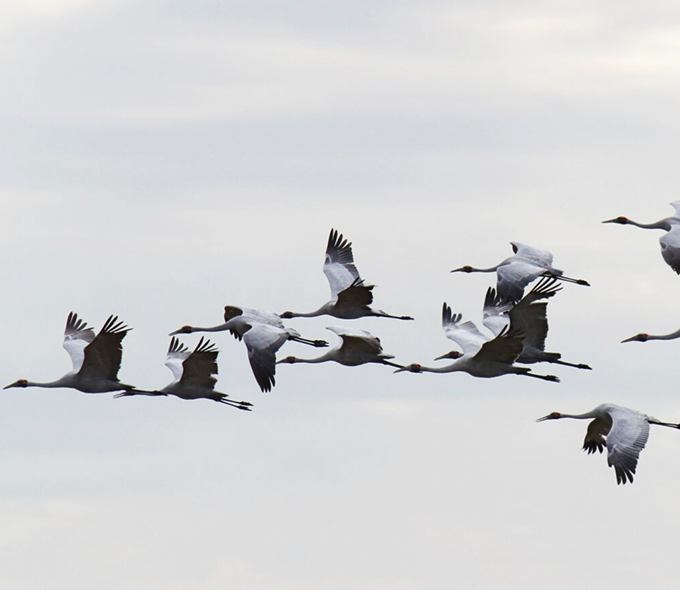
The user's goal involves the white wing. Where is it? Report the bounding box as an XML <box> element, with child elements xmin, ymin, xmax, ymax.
<box><xmin>670</xmin><ymin>200</ymin><xmax>680</xmax><ymax>218</ymax></box>
<box><xmin>242</xmin><ymin>323</ymin><xmax>288</xmax><ymax>392</ymax></box>
<box><xmin>323</xmin><ymin>229</ymin><xmax>361</xmax><ymax>298</ymax></box>
<box><xmin>605</xmin><ymin>405</ymin><xmax>650</xmax><ymax>485</ymax></box>
<box><xmin>496</xmin><ymin>260</ymin><xmax>546</xmax><ymax>303</ymax></box>
<box><xmin>326</xmin><ymin>326</ymin><xmax>382</xmax><ymax>354</ymax></box>
<box><xmin>62</xmin><ymin>312</ymin><xmax>95</xmax><ymax>372</ymax></box>
<box><xmin>441</xmin><ymin>304</ymin><xmax>489</xmax><ymax>356</ymax></box>
<box><xmin>482</xmin><ymin>286</ymin><xmax>511</xmax><ymax>337</ymax></box>
<box><xmin>240</xmin><ymin>307</ymin><xmax>284</xmax><ymax>327</ymax></box>
<box><xmin>510</xmin><ymin>242</ymin><xmax>553</xmax><ymax>265</ymax></box>
<box><xmin>165</xmin><ymin>337</ymin><xmax>191</xmax><ymax>382</ymax></box>
<box><xmin>660</xmin><ymin>225</ymin><xmax>680</xmax><ymax>274</ymax></box>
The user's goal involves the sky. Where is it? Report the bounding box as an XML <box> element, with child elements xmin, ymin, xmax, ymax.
<box><xmin>2</xmin><ymin>1</ymin><xmax>680</xmax><ymax>588</ymax></box>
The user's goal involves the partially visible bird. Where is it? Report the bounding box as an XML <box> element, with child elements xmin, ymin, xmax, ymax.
<box><xmin>451</xmin><ymin>242</ymin><xmax>590</xmax><ymax>303</ymax></box>
<box><xmin>280</xmin><ymin>229</ymin><xmax>414</xmax><ymax>320</ymax></box>
<box><xmin>115</xmin><ymin>337</ymin><xmax>252</xmax><ymax>410</ymax></box>
<box><xmin>171</xmin><ymin>307</ymin><xmax>329</xmax><ymax>392</ymax></box>
<box><xmin>603</xmin><ymin>201</ymin><xmax>680</xmax><ymax>274</ymax></box>
<box><xmin>483</xmin><ymin>277</ymin><xmax>592</xmax><ymax>370</ymax></box>
<box><xmin>621</xmin><ymin>328</ymin><xmax>680</xmax><ymax>343</ymax></box>
<box><xmin>277</xmin><ymin>326</ymin><xmax>405</xmax><ymax>369</ymax></box>
<box><xmin>4</xmin><ymin>312</ymin><xmax>133</xmax><ymax>394</ymax></box>
<box><xmin>395</xmin><ymin>304</ymin><xmax>560</xmax><ymax>382</ymax></box>
<box><xmin>537</xmin><ymin>403</ymin><xmax>680</xmax><ymax>484</ymax></box>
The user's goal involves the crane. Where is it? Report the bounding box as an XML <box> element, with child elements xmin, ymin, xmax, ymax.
<box><xmin>171</xmin><ymin>306</ymin><xmax>329</xmax><ymax>392</ymax></box>
<box><xmin>115</xmin><ymin>337</ymin><xmax>252</xmax><ymax>410</ymax></box>
<box><xmin>280</xmin><ymin>229</ymin><xmax>414</xmax><ymax>320</ymax></box>
<box><xmin>277</xmin><ymin>326</ymin><xmax>405</xmax><ymax>369</ymax></box>
<box><xmin>4</xmin><ymin>312</ymin><xmax>133</xmax><ymax>394</ymax></box>
<box><xmin>451</xmin><ymin>242</ymin><xmax>590</xmax><ymax>303</ymax></box>
<box><xmin>537</xmin><ymin>403</ymin><xmax>680</xmax><ymax>484</ymax></box>
<box><xmin>483</xmin><ymin>277</ymin><xmax>592</xmax><ymax>369</ymax></box>
<box><xmin>603</xmin><ymin>201</ymin><xmax>680</xmax><ymax>274</ymax></box>
<box><xmin>395</xmin><ymin>303</ymin><xmax>560</xmax><ymax>381</ymax></box>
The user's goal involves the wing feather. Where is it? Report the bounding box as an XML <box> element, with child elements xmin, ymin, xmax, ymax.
<box><xmin>323</xmin><ymin>229</ymin><xmax>361</xmax><ymax>298</ymax></box>
<box><xmin>63</xmin><ymin>312</ymin><xmax>95</xmax><ymax>372</ymax></box>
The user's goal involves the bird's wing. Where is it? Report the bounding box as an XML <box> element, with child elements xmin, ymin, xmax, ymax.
<box><xmin>323</xmin><ymin>229</ymin><xmax>361</xmax><ymax>298</ymax></box>
<box><xmin>63</xmin><ymin>312</ymin><xmax>96</xmax><ymax>372</ymax></box>
<box><xmin>242</xmin><ymin>323</ymin><xmax>287</xmax><ymax>392</ymax></box>
<box><xmin>670</xmin><ymin>201</ymin><xmax>680</xmax><ymax>218</ymax></box>
<box><xmin>79</xmin><ymin>315</ymin><xmax>131</xmax><ymax>381</ymax></box>
<box><xmin>474</xmin><ymin>328</ymin><xmax>524</xmax><ymax>364</ymax></box>
<box><xmin>496</xmin><ymin>260</ymin><xmax>544</xmax><ymax>303</ymax></box>
<box><xmin>335</xmin><ymin>278</ymin><xmax>375</xmax><ymax>308</ymax></box>
<box><xmin>509</xmin><ymin>301</ymin><xmax>549</xmax><ymax>350</ymax></box>
<box><xmin>165</xmin><ymin>337</ymin><xmax>191</xmax><ymax>382</ymax></box>
<box><xmin>583</xmin><ymin>417</ymin><xmax>612</xmax><ymax>455</ymax></box>
<box><xmin>660</xmin><ymin>225</ymin><xmax>680</xmax><ymax>274</ymax></box>
<box><xmin>179</xmin><ymin>337</ymin><xmax>219</xmax><ymax>390</ymax></box>
<box><xmin>482</xmin><ymin>287</ymin><xmax>511</xmax><ymax>337</ymax></box>
<box><xmin>441</xmin><ymin>303</ymin><xmax>488</xmax><ymax>355</ymax></box>
<box><xmin>606</xmin><ymin>407</ymin><xmax>650</xmax><ymax>485</ymax></box>
<box><xmin>327</xmin><ymin>326</ymin><xmax>382</xmax><ymax>354</ymax></box>
<box><xmin>505</xmin><ymin>277</ymin><xmax>561</xmax><ymax>349</ymax></box>
<box><xmin>239</xmin><ymin>307</ymin><xmax>283</xmax><ymax>327</ymax></box>
<box><xmin>510</xmin><ymin>242</ymin><xmax>554</xmax><ymax>265</ymax></box>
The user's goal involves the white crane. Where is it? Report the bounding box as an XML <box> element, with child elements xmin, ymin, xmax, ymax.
<box><xmin>4</xmin><ymin>312</ymin><xmax>133</xmax><ymax>394</ymax></box>
<box><xmin>395</xmin><ymin>303</ymin><xmax>560</xmax><ymax>381</ymax></box>
<box><xmin>170</xmin><ymin>306</ymin><xmax>329</xmax><ymax>392</ymax></box>
<box><xmin>621</xmin><ymin>327</ymin><xmax>680</xmax><ymax>343</ymax></box>
<box><xmin>280</xmin><ymin>229</ymin><xmax>414</xmax><ymax>320</ymax></box>
<box><xmin>277</xmin><ymin>326</ymin><xmax>405</xmax><ymax>369</ymax></box>
<box><xmin>603</xmin><ymin>201</ymin><xmax>680</xmax><ymax>274</ymax></box>
<box><xmin>451</xmin><ymin>242</ymin><xmax>590</xmax><ymax>303</ymax></box>
<box><xmin>483</xmin><ymin>277</ymin><xmax>592</xmax><ymax>369</ymax></box>
<box><xmin>537</xmin><ymin>403</ymin><xmax>680</xmax><ymax>484</ymax></box>
<box><xmin>115</xmin><ymin>337</ymin><xmax>252</xmax><ymax>410</ymax></box>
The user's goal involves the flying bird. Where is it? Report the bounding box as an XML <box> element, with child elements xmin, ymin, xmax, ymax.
<box><xmin>277</xmin><ymin>326</ymin><xmax>405</xmax><ymax>369</ymax></box>
<box><xmin>483</xmin><ymin>277</ymin><xmax>591</xmax><ymax>369</ymax></box>
<box><xmin>451</xmin><ymin>242</ymin><xmax>590</xmax><ymax>303</ymax></box>
<box><xmin>395</xmin><ymin>303</ymin><xmax>560</xmax><ymax>381</ymax></box>
<box><xmin>603</xmin><ymin>201</ymin><xmax>680</xmax><ymax>274</ymax></box>
<box><xmin>4</xmin><ymin>312</ymin><xmax>133</xmax><ymax>394</ymax></box>
<box><xmin>115</xmin><ymin>337</ymin><xmax>252</xmax><ymax>410</ymax></box>
<box><xmin>280</xmin><ymin>229</ymin><xmax>414</xmax><ymax>320</ymax></box>
<box><xmin>171</xmin><ymin>306</ymin><xmax>329</xmax><ymax>392</ymax></box>
<box><xmin>537</xmin><ymin>403</ymin><xmax>680</xmax><ymax>484</ymax></box>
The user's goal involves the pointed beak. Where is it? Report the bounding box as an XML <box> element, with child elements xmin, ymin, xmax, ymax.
<box><xmin>4</xmin><ymin>381</ymin><xmax>19</xmax><ymax>390</ymax></box>
<box><xmin>601</xmin><ymin>218</ymin><xmax>618</xmax><ymax>224</ymax></box>
<box><xmin>168</xmin><ymin>329</ymin><xmax>182</xmax><ymax>336</ymax></box>
<box><xmin>434</xmin><ymin>353</ymin><xmax>448</xmax><ymax>361</ymax></box>
<box><xmin>621</xmin><ymin>335</ymin><xmax>638</xmax><ymax>343</ymax></box>
<box><xmin>536</xmin><ymin>415</ymin><xmax>552</xmax><ymax>422</ymax></box>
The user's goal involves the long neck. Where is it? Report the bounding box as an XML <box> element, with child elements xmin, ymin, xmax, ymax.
<box><xmin>558</xmin><ymin>411</ymin><xmax>600</xmax><ymax>420</ymax></box>
<box><xmin>290</xmin><ymin>352</ymin><xmax>334</xmax><ymax>364</ymax></box>
<box><xmin>188</xmin><ymin>323</ymin><xmax>230</xmax><ymax>333</ymax></box>
<box><xmin>627</xmin><ymin>219</ymin><xmax>671</xmax><ymax>231</ymax></box>
<box><xmin>466</xmin><ymin>265</ymin><xmax>500</xmax><ymax>273</ymax></box>
<box><xmin>26</xmin><ymin>377</ymin><xmax>73</xmax><ymax>388</ymax></box>
<box><xmin>419</xmin><ymin>362</ymin><xmax>464</xmax><ymax>374</ymax></box>
<box><xmin>648</xmin><ymin>328</ymin><xmax>680</xmax><ymax>341</ymax></box>
<box><xmin>288</xmin><ymin>309</ymin><xmax>326</xmax><ymax>318</ymax></box>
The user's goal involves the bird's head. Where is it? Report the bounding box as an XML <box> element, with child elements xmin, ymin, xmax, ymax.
<box><xmin>276</xmin><ymin>356</ymin><xmax>297</xmax><ymax>364</ymax></box>
<box><xmin>4</xmin><ymin>379</ymin><xmax>28</xmax><ymax>390</ymax></box>
<box><xmin>536</xmin><ymin>411</ymin><xmax>562</xmax><ymax>422</ymax></box>
<box><xmin>280</xmin><ymin>311</ymin><xmax>294</xmax><ymax>319</ymax></box>
<box><xmin>394</xmin><ymin>363</ymin><xmax>422</xmax><ymax>374</ymax></box>
<box><xmin>223</xmin><ymin>306</ymin><xmax>243</xmax><ymax>322</ymax></box>
<box><xmin>434</xmin><ymin>350</ymin><xmax>462</xmax><ymax>361</ymax></box>
<box><xmin>621</xmin><ymin>333</ymin><xmax>649</xmax><ymax>343</ymax></box>
<box><xmin>602</xmin><ymin>216</ymin><xmax>629</xmax><ymax>225</ymax></box>
<box><xmin>450</xmin><ymin>265</ymin><xmax>474</xmax><ymax>274</ymax></box>
<box><xmin>169</xmin><ymin>325</ymin><xmax>193</xmax><ymax>336</ymax></box>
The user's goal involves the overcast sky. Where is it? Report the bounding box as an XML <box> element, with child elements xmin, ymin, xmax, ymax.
<box><xmin>2</xmin><ymin>2</ymin><xmax>680</xmax><ymax>589</ymax></box>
